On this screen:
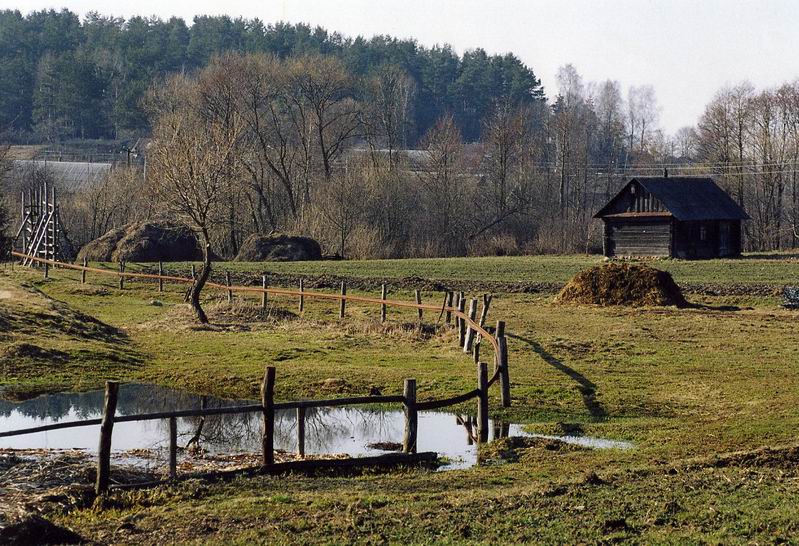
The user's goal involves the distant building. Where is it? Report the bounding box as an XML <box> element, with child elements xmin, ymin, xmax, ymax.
<box><xmin>11</xmin><ymin>160</ymin><xmax>112</xmax><ymax>191</ymax></box>
<box><xmin>594</xmin><ymin>176</ymin><xmax>749</xmax><ymax>259</ymax></box>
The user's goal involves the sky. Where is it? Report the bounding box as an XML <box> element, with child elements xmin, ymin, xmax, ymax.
<box><xmin>3</xmin><ymin>0</ymin><xmax>799</xmax><ymax>135</ymax></box>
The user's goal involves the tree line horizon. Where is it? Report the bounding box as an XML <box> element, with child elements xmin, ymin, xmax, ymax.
<box><xmin>1</xmin><ymin>8</ymin><xmax>798</xmax><ymax>259</ymax></box>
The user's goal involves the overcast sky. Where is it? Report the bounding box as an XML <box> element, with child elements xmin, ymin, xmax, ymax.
<box><xmin>4</xmin><ymin>0</ymin><xmax>798</xmax><ymax>134</ymax></box>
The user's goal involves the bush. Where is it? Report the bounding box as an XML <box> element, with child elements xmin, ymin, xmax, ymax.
<box><xmin>467</xmin><ymin>232</ymin><xmax>521</xmax><ymax>257</ymax></box>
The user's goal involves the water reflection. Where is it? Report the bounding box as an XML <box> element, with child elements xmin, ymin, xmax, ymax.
<box><xmin>0</xmin><ymin>384</ymin><xmax>632</xmax><ymax>470</ymax></box>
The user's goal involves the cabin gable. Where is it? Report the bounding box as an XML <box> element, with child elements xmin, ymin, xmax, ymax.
<box><xmin>597</xmin><ymin>181</ymin><xmax>670</xmax><ymax>217</ymax></box>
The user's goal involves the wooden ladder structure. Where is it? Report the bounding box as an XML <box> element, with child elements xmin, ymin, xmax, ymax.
<box><xmin>14</xmin><ymin>181</ymin><xmax>70</xmax><ymax>265</ymax></box>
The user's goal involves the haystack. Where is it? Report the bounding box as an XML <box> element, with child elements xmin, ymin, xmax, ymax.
<box><xmin>235</xmin><ymin>233</ymin><xmax>321</xmax><ymax>262</ymax></box>
<box><xmin>77</xmin><ymin>221</ymin><xmax>203</xmax><ymax>262</ymax></box>
<box><xmin>555</xmin><ymin>262</ymin><xmax>687</xmax><ymax>307</ymax></box>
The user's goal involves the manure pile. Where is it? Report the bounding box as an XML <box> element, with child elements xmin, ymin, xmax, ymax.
<box><xmin>555</xmin><ymin>262</ymin><xmax>687</xmax><ymax>307</ymax></box>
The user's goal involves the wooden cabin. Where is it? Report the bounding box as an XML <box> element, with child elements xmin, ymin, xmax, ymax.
<box><xmin>594</xmin><ymin>177</ymin><xmax>749</xmax><ymax>259</ymax></box>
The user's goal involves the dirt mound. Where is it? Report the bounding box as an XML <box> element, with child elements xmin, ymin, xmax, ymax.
<box><xmin>555</xmin><ymin>263</ymin><xmax>687</xmax><ymax>307</ymax></box>
<box><xmin>0</xmin><ymin>515</ymin><xmax>86</xmax><ymax>544</ymax></box>
<box><xmin>77</xmin><ymin>221</ymin><xmax>202</xmax><ymax>262</ymax></box>
<box><xmin>235</xmin><ymin>233</ymin><xmax>321</xmax><ymax>262</ymax></box>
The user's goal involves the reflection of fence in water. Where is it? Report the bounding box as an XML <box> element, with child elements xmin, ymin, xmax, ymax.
<box><xmin>186</xmin><ymin>407</ymin><xmax>402</xmax><ymax>454</ymax></box>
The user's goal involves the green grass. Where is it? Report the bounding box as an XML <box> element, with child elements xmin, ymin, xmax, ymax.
<box><xmin>138</xmin><ymin>252</ymin><xmax>799</xmax><ymax>287</ymax></box>
<box><xmin>2</xmin><ymin>257</ymin><xmax>799</xmax><ymax>544</ymax></box>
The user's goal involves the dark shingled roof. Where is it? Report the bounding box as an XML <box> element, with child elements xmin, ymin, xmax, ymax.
<box><xmin>594</xmin><ymin>177</ymin><xmax>750</xmax><ymax>221</ymax></box>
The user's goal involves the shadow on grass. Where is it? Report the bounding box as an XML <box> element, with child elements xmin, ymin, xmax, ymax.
<box><xmin>508</xmin><ymin>333</ymin><xmax>608</xmax><ymax>421</ymax></box>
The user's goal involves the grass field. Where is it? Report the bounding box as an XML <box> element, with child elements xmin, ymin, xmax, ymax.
<box><xmin>149</xmin><ymin>251</ymin><xmax>799</xmax><ymax>286</ymax></box>
<box><xmin>1</xmin><ymin>255</ymin><xmax>799</xmax><ymax>544</ymax></box>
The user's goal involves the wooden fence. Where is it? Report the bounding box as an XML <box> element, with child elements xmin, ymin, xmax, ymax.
<box><xmin>1</xmin><ymin>364</ymin><xmax>492</xmax><ymax>494</ymax></box>
<box><xmin>5</xmin><ymin>251</ymin><xmax>514</xmax><ymax>493</ymax></box>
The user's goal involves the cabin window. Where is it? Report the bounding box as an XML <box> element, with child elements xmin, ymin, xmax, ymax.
<box><xmin>699</xmin><ymin>225</ymin><xmax>707</xmax><ymax>241</ymax></box>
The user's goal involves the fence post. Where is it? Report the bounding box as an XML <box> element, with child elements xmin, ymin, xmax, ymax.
<box><xmin>226</xmin><ymin>271</ymin><xmax>232</xmax><ymax>303</ymax></box>
<box><xmin>339</xmin><ymin>282</ymin><xmax>346</xmax><ymax>319</ymax></box>
<box><xmin>191</xmin><ymin>264</ymin><xmax>196</xmax><ymax>281</ymax></box>
<box><xmin>463</xmin><ymin>298</ymin><xmax>478</xmax><ymax>353</ymax></box>
<box><xmin>43</xmin><ymin>261</ymin><xmax>48</xmax><ymax>279</ymax></box>
<box><xmin>81</xmin><ymin>257</ymin><xmax>87</xmax><ymax>284</ymax></box>
<box><xmin>296</xmin><ymin>407</ymin><xmax>306</xmax><ymax>458</ymax></box>
<box><xmin>453</xmin><ymin>292</ymin><xmax>461</xmax><ymax>327</ymax></box>
<box><xmin>118</xmin><ymin>261</ymin><xmax>124</xmax><ymax>289</ymax></box>
<box><xmin>496</xmin><ymin>319</ymin><xmax>505</xmax><ymax>339</ymax></box>
<box><xmin>445</xmin><ymin>292</ymin><xmax>453</xmax><ymax>324</ymax></box>
<box><xmin>477</xmin><ymin>362</ymin><xmax>489</xmax><ymax>443</ymax></box>
<box><xmin>261</xmin><ymin>275</ymin><xmax>268</xmax><ymax>309</ymax></box>
<box><xmin>158</xmin><ymin>261</ymin><xmax>164</xmax><ymax>292</ymax></box>
<box><xmin>261</xmin><ymin>366</ymin><xmax>275</xmax><ymax>466</ymax></box>
<box><xmin>473</xmin><ymin>339</ymin><xmax>480</xmax><ymax>364</ymax></box>
<box><xmin>457</xmin><ymin>298</ymin><xmax>466</xmax><ymax>346</ymax></box>
<box><xmin>299</xmin><ymin>279</ymin><xmax>305</xmax><ymax>313</ymax></box>
<box><xmin>168</xmin><ymin>416</ymin><xmax>177</xmax><ymax>479</ymax></box>
<box><xmin>96</xmin><ymin>381</ymin><xmax>119</xmax><ymax>495</ymax></box>
<box><xmin>380</xmin><ymin>283</ymin><xmax>387</xmax><ymax>323</ymax></box>
<box><xmin>497</xmin><ymin>335</ymin><xmax>511</xmax><ymax>408</ymax></box>
<box><xmin>403</xmin><ymin>378</ymin><xmax>417</xmax><ymax>453</ymax></box>
<box><xmin>415</xmin><ymin>290</ymin><xmax>423</xmax><ymax>325</ymax></box>
<box><xmin>479</xmin><ymin>294</ymin><xmax>492</xmax><ymax>327</ymax></box>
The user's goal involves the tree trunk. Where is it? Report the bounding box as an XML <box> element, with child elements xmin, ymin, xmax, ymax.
<box><xmin>190</xmin><ymin>230</ymin><xmax>212</xmax><ymax>324</ymax></box>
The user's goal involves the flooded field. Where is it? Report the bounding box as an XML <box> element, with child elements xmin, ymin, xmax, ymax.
<box><xmin>0</xmin><ymin>384</ymin><xmax>632</xmax><ymax>471</ymax></box>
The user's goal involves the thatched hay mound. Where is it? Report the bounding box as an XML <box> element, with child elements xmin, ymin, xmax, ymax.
<box><xmin>77</xmin><ymin>221</ymin><xmax>202</xmax><ymax>262</ymax></box>
<box><xmin>555</xmin><ymin>263</ymin><xmax>687</xmax><ymax>307</ymax></box>
<box><xmin>235</xmin><ymin>233</ymin><xmax>321</xmax><ymax>262</ymax></box>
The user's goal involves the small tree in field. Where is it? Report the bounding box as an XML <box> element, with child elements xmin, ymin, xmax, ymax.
<box><xmin>148</xmin><ymin>93</ymin><xmax>242</xmax><ymax>323</ymax></box>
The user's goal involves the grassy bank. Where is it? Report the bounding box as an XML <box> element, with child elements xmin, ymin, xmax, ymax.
<box><xmin>1</xmin><ymin>257</ymin><xmax>798</xmax><ymax>543</ymax></box>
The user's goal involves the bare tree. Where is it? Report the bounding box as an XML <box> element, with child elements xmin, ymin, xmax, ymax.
<box><xmin>362</xmin><ymin>64</ymin><xmax>415</xmax><ymax>171</ymax></box>
<box><xmin>287</xmin><ymin>55</ymin><xmax>361</xmax><ymax>181</ymax></box>
<box><xmin>147</xmin><ymin>79</ymin><xmax>243</xmax><ymax>323</ymax></box>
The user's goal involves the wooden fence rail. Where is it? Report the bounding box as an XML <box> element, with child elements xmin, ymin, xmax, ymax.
<box><xmin>8</xmin><ymin>253</ymin><xmax>514</xmax><ymax>460</ymax></box>
<box><xmin>0</xmin><ymin>363</ymin><xmax>494</xmax><ymax>495</ymax></box>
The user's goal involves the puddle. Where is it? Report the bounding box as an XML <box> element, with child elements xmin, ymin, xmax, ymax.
<box><xmin>0</xmin><ymin>384</ymin><xmax>632</xmax><ymax>470</ymax></box>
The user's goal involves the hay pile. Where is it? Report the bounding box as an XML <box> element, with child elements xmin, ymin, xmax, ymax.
<box><xmin>235</xmin><ymin>233</ymin><xmax>321</xmax><ymax>262</ymax></box>
<box><xmin>77</xmin><ymin>221</ymin><xmax>202</xmax><ymax>262</ymax></box>
<box><xmin>555</xmin><ymin>263</ymin><xmax>687</xmax><ymax>307</ymax></box>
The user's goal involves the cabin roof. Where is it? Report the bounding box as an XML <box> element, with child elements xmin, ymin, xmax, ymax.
<box><xmin>594</xmin><ymin>177</ymin><xmax>750</xmax><ymax>221</ymax></box>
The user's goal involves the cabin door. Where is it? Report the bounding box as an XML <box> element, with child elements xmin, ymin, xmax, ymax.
<box><xmin>719</xmin><ymin>222</ymin><xmax>731</xmax><ymax>256</ymax></box>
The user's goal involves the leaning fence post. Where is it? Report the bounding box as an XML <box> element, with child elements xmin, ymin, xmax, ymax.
<box><xmin>445</xmin><ymin>291</ymin><xmax>453</xmax><ymax>324</ymax></box>
<box><xmin>296</xmin><ymin>407</ymin><xmax>306</xmax><ymax>458</ymax></box>
<box><xmin>479</xmin><ymin>294</ymin><xmax>492</xmax><ymax>327</ymax></box>
<box><xmin>81</xmin><ymin>257</ymin><xmax>87</xmax><ymax>284</ymax></box>
<box><xmin>339</xmin><ymin>282</ymin><xmax>346</xmax><ymax>319</ymax></box>
<box><xmin>168</xmin><ymin>416</ymin><xmax>177</xmax><ymax>479</ymax></box>
<box><xmin>415</xmin><ymin>290</ymin><xmax>423</xmax><ymax>325</ymax></box>
<box><xmin>226</xmin><ymin>271</ymin><xmax>233</xmax><ymax>303</ymax></box>
<box><xmin>118</xmin><ymin>261</ymin><xmax>125</xmax><ymax>289</ymax></box>
<box><xmin>477</xmin><ymin>362</ymin><xmax>489</xmax><ymax>443</ymax></box>
<box><xmin>473</xmin><ymin>339</ymin><xmax>480</xmax><ymax>364</ymax></box>
<box><xmin>299</xmin><ymin>279</ymin><xmax>305</xmax><ymax>312</ymax></box>
<box><xmin>380</xmin><ymin>283</ymin><xmax>387</xmax><ymax>323</ymax></box>
<box><xmin>457</xmin><ymin>298</ymin><xmax>466</xmax><ymax>346</ymax></box>
<box><xmin>96</xmin><ymin>381</ymin><xmax>119</xmax><ymax>495</ymax></box>
<box><xmin>158</xmin><ymin>261</ymin><xmax>164</xmax><ymax>292</ymax></box>
<box><xmin>463</xmin><ymin>298</ymin><xmax>478</xmax><ymax>353</ymax></box>
<box><xmin>261</xmin><ymin>366</ymin><xmax>276</xmax><ymax>466</ymax></box>
<box><xmin>261</xmin><ymin>275</ymin><xmax>268</xmax><ymax>309</ymax></box>
<box><xmin>403</xmin><ymin>378</ymin><xmax>417</xmax><ymax>454</ymax></box>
